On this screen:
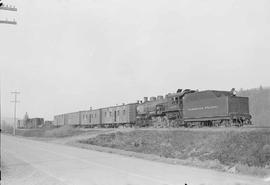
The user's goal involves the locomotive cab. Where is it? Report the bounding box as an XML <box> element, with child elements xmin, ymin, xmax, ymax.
<box><xmin>159</xmin><ymin>89</ymin><xmax>196</xmax><ymax>125</ymax></box>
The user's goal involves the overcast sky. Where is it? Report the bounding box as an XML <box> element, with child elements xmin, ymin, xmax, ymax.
<box><xmin>1</xmin><ymin>0</ymin><xmax>270</xmax><ymax>120</ymax></box>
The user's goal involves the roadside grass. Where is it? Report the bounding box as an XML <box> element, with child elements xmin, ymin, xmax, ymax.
<box><xmin>80</xmin><ymin>129</ymin><xmax>270</xmax><ymax>177</ymax></box>
<box><xmin>43</xmin><ymin>125</ymin><xmax>83</xmax><ymax>137</ymax></box>
<box><xmin>13</xmin><ymin>125</ymin><xmax>86</xmax><ymax>138</ymax></box>
<box><xmin>15</xmin><ymin>128</ymin><xmax>49</xmax><ymax>137</ymax></box>
<box><xmin>1</xmin><ymin>124</ymin><xmax>15</xmax><ymax>134</ymax></box>
<box><xmin>10</xmin><ymin>126</ymin><xmax>112</xmax><ymax>141</ymax></box>
<box><xmin>235</xmin><ymin>164</ymin><xmax>270</xmax><ymax>177</ymax></box>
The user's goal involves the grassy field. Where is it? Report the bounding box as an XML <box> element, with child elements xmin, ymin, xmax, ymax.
<box><xmin>80</xmin><ymin>128</ymin><xmax>270</xmax><ymax>176</ymax></box>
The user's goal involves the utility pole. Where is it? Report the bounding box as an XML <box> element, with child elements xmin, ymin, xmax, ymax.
<box><xmin>0</xmin><ymin>78</ymin><xmax>1</xmax><ymax>133</ymax></box>
<box><xmin>11</xmin><ymin>91</ymin><xmax>20</xmax><ymax>135</ymax></box>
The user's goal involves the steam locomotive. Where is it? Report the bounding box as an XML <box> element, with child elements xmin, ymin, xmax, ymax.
<box><xmin>136</xmin><ymin>89</ymin><xmax>251</xmax><ymax>127</ymax></box>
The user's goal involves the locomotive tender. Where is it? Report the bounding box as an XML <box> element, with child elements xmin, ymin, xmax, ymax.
<box><xmin>53</xmin><ymin>89</ymin><xmax>251</xmax><ymax>127</ymax></box>
<box><xmin>183</xmin><ymin>90</ymin><xmax>251</xmax><ymax>127</ymax></box>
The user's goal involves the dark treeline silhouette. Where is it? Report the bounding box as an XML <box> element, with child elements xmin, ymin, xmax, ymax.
<box><xmin>237</xmin><ymin>86</ymin><xmax>270</xmax><ymax>127</ymax></box>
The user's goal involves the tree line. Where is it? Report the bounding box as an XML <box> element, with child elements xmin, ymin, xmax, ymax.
<box><xmin>238</xmin><ymin>86</ymin><xmax>270</xmax><ymax>127</ymax></box>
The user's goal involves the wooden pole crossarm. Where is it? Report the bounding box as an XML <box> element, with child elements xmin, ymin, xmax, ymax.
<box><xmin>0</xmin><ymin>4</ymin><xmax>17</xmax><ymax>11</ymax></box>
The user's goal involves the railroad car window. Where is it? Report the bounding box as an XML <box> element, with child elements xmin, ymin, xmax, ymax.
<box><xmin>123</xmin><ymin>110</ymin><xmax>125</xmax><ymax>115</ymax></box>
<box><xmin>110</xmin><ymin>112</ymin><xmax>112</xmax><ymax>117</ymax></box>
<box><xmin>118</xmin><ymin>110</ymin><xmax>120</xmax><ymax>115</ymax></box>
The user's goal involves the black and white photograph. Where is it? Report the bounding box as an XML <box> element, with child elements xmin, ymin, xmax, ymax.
<box><xmin>1</xmin><ymin>0</ymin><xmax>270</xmax><ymax>184</ymax></box>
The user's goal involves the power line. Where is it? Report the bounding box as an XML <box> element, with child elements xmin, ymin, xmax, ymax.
<box><xmin>11</xmin><ymin>91</ymin><xmax>20</xmax><ymax>135</ymax></box>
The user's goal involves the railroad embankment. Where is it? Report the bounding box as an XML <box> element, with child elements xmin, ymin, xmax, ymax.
<box><xmin>79</xmin><ymin>128</ymin><xmax>270</xmax><ymax>177</ymax></box>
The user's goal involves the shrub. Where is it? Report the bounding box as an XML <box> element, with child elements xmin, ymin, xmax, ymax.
<box><xmin>43</xmin><ymin>125</ymin><xmax>81</xmax><ymax>137</ymax></box>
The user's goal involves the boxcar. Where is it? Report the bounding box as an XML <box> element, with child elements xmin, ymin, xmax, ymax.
<box><xmin>54</xmin><ymin>111</ymin><xmax>81</xmax><ymax>126</ymax></box>
<box><xmin>183</xmin><ymin>90</ymin><xmax>251</xmax><ymax>126</ymax></box>
<box><xmin>101</xmin><ymin>103</ymin><xmax>137</xmax><ymax>127</ymax></box>
<box><xmin>80</xmin><ymin>110</ymin><xmax>91</xmax><ymax>125</ymax></box>
<box><xmin>65</xmin><ymin>111</ymin><xmax>81</xmax><ymax>125</ymax></box>
<box><xmin>53</xmin><ymin>114</ymin><xmax>65</xmax><ymax>126</ymax></box>
<box><xmin>80</xmin><ymin>109</ymin><xmax>102</xmax><ymax>126</ymax></box>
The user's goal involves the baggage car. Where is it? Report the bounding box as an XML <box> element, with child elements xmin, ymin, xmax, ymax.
<box><xmin>101</xmin><ymin>103</ymin><xmax>137</xmax><ymax>127</ymax></box>
<box><xmin>53</xmin><ymin>111</ymin><xmax>81</xmax><ymax>126</ymax></box>
<box><xmin>80</xmin><ymin>109</ymin><xmax>102</xmax><ymax>126</ymax></box>
<box><xmin>53</xmin><ymin>114</ymin><xmax>65</xmax><ymax>126</ymax></box>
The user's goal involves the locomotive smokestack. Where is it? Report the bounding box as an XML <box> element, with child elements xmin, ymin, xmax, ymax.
<box><xmin>144</xmin><ymin>97</ymin><xmax>148</xmax><ymax>102</ymax></box>
<box><xmin>230</xmin><ymin>88</ymin><xmax>236</xmax><ymax>96</ymax></box>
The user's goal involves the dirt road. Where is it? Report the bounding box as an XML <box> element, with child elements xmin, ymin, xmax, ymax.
<box><xmin>1</xmin><ymin>134</ymin><xmax>269</xmax><ymax>185</ymax></box>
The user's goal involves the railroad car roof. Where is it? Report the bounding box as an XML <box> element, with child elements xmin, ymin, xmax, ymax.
<box><xmin>100</xmin><ymin>102</ymin><xmax>138</xmax><ymax>109</ymax></box>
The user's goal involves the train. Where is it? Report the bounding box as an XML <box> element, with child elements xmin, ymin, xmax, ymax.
<box><xmin>53</xmin><ymin>88</ymin><xmax>252</xmax><ymax>128</ymax></box>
